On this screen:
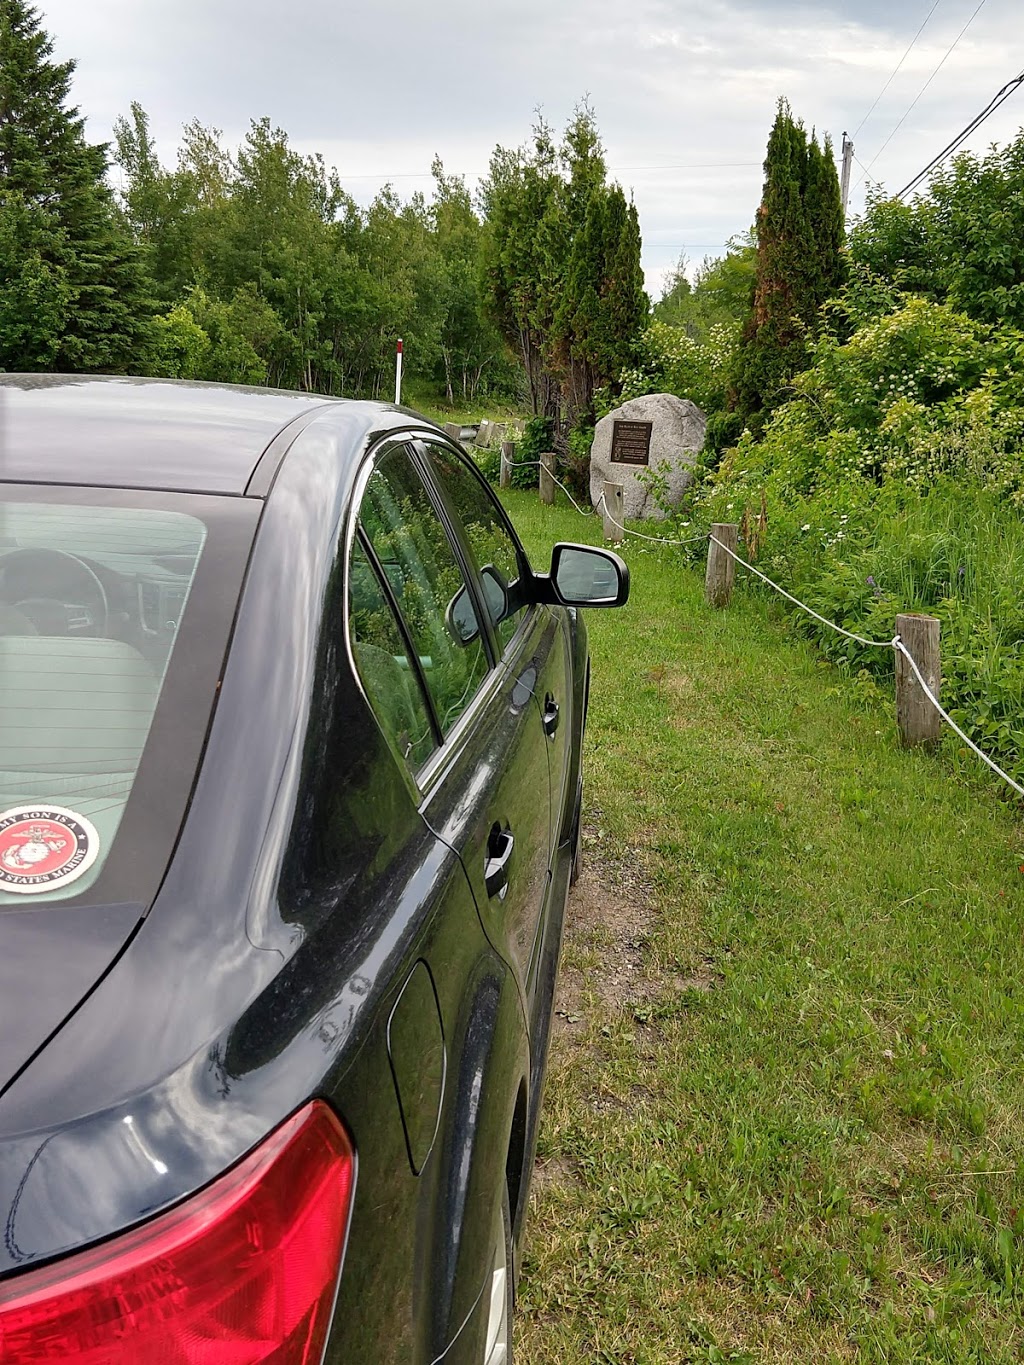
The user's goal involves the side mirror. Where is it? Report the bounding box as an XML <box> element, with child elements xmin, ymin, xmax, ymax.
<box><xmin>549</xmin><ymin>544</ymin><xmax>630</xmax><ymax>608</ymax></box>
<box><xmin>446</xmin><ymin>565</ymin><xmax>510</xmax><ymax>644</ymax></box>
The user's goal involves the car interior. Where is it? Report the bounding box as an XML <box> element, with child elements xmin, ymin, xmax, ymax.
<box><xmin>0</xmin><ymin>503</ymin><xmax>205</xmax><ymax>901</ymax></box>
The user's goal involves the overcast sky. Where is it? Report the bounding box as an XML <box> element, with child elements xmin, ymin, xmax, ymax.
<box><xmin>35</xmin><ymin>0</ymin><xmax>1024</xmax><ymax>298</ymax></box>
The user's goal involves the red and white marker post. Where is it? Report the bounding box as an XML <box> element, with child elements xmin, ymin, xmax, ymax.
<box><xmin>394</xmin><ymin>337</ymin><xmax>404</xmax><ymax>406</ymax></box>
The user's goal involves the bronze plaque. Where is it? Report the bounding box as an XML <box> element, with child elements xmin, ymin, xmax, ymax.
<box><xmin>610</xmin><ymin>419</ymin><xmax>653</xmax><ymax>466</ymax></box>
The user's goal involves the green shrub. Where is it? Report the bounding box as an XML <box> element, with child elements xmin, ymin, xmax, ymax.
<box><xmin>604</xmin><ymin>319</ymin><xmax>738</xmax><ymax>417</ymax></box>
<box><xmin>503</xmin><ymin>417</ymin><xmax>553</xmax><ymax>490</ymax></box>
<box><xmin>688</xmin><ymin>293</ymin><xmax>1024</xmax><ymax>786</ymax></box>
<box><xmin>473</xmin><ymin>444</ymin><xmax>502</xmax><ymax>484</ymax></box>
<box><xmin>472</xmin><ymin>418</ymin><xmax>552</xmax><ymax>488</ymax></box>
<box><xmin>704</xmin><ymin>409</ymin><xmax>745</xmax><ymax>461</ymax></box>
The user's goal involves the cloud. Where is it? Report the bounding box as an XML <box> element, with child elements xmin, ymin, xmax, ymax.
<box><xmin>37</xmin><ymin>0</ymin><xmax>1024</xmax><ymax>298</ymax></box>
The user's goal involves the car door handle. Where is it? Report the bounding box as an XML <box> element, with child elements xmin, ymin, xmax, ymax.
<box><xmin>484</xmin><ymin>826</ymin><xmax>514</xmax><ymax>900</ymax></box>
<box><xmin>542</xmin><ymin>694</ymin><xmax>560</xmax><ymax>738</ymax></box>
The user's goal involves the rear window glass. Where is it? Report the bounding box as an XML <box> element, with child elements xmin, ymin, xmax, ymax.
<box><xmin>0</xmin><ymin>503</ymin><xmax>207</xmax><ymax>904</ymax></box>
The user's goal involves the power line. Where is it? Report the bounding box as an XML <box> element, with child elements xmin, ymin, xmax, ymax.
<box><xmin>898</xmin><ymin>68</ymin><xmax>1024</xmax><ymax>196</ymax></box>
<box><xmin>851</xmin><ymin>0</ymin><xmax>944</xmax><ymax>140</ymax></box>
<box><xmin>861</xmin><ymin>0</ymin><xmax>989</xmax><ymax>181</ymax></box>
<box><xmin>853</xmin><ymin>153</ymin><xmax>874</xmax><ymax>180</ymax></box>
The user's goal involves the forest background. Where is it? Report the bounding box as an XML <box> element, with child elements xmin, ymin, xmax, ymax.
<box><xmin>5</xmin><ymin>0</ymin><xmax>1024</xmax><ymax>785</ymax></box>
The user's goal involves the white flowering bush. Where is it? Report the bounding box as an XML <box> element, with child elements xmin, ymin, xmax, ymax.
<box><xmin>699</xmin><ymin>297</ymin><xmax>1024</xmax><ymax>499</ymax></box>
<box><xmin>606</xmin><ymin>318</ymin><xmax>738</xmax><ymax>416</ymax></box>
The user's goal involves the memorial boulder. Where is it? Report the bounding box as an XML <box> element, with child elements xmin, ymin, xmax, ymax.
<box><xmin>590</xmin><ymin>394</ymin><xmax>705</xmax><ymax>521</ymax></box>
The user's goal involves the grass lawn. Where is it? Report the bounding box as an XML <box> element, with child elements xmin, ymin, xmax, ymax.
<box><xmin>503</xmin><ymin>488</ymin><xmax>1024</xmax><ymax>1364</ymax></box>
<box><xmin>401</xmin><ymin>388</ymin><xmax>525</xmax><ymax>430</ymax></box>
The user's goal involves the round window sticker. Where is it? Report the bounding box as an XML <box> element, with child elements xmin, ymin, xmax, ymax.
<box><xmin>0</xmin><ymin>806</ymin><xmax>99</xmax><ymax>895</ymax></box>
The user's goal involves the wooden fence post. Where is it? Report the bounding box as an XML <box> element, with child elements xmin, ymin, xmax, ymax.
<box><xmin>499</xmin><ymin>440</ymin><xmax>513</xmax><ymax>490</ymax></box>
<box><xmin>895</xmin><ymin>613</ymin><xmax>942</xmax><ymax>748</ymax></box>
<box><xmin>705</xmin><ymin>523</ymin><xmax>738</xmax><ymax>608</ymax></box>
<box><xmin>539</xmin><ymin>451</ymin><xmax>556</xmax><ymax>505</ymax></box>
<box><xmin>602</xmin><ymin>481</ymin><xmax>624</xmax><ymax>541</ymax></box>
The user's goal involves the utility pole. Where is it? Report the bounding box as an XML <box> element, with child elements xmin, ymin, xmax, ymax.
<box><xmin>840</xmin><ymin>132</ymin><xmax>854</xmax><ymax>214</ymax></box>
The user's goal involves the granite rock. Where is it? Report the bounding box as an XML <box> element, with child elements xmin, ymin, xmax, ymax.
<box><xmin>590</xmin><ymin>393</ymin><xmax>705</xmax><ymax>521</ymax></box>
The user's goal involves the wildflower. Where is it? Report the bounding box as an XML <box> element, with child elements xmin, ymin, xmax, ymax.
<box><xmin>866</xmin><ymin>575</ymin><xmax>875</xmax><ymax>586</ymax></box>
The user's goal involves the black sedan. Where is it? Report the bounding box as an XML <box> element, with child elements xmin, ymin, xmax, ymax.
<box><xmin>0</xmin><ymin>375</ymin><xmax>628</xmax><ymax>1364</ymax></box>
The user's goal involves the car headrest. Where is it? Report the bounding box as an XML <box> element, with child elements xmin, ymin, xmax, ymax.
<box><xmin>0</xmin><ymin>636</ymin><xmax>158</xmax><ymax>775</ymax></box>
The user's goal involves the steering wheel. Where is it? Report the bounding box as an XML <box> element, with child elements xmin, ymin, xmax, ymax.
<box><xmin>0</xmin><ymin>548</ymin><xmax>110</xmax><ymax>637</ymax></box>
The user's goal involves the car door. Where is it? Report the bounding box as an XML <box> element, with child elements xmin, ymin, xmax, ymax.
<box><xmin>413</xmin><ymin>438</ymin><xmax>572</xmax><ymax>1017</ymax></box>
<box><xmin>351</xmin><ymin>438</ymin><xmax>561</xmax><ymax>1023</ymax></box>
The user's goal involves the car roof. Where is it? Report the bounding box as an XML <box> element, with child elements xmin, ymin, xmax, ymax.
<box><xmin>0</xmin><ymin>374</ymin><xmax>409</xmax><ymax>496</ymax></box>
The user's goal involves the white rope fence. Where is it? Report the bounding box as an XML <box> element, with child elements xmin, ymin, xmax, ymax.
<box><xmin>596</xmin><ymin>493</ymin><xmax>710</xmax><ymax>547</ymax></box>
<box><xmin>499</xmin><ymin>450</ymin><xmax>1024</xmax><ymax>797</ymax></box>
<box><xmin>707</xmin><ymin>534</ymin><xmax>893</xmax><ymax>651</ymax></box>
<box><xmin>708</xmin><ymin>534</ymin><xmax>1024</xmax><ymax>799</ymax></box>
<box><xmin>509</xmin><ymin>457</ymin><xmax>709</xmax><ymax>547</ymax></box>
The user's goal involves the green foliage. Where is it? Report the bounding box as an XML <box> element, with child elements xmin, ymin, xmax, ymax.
<box><xmin>151</xmin><ymin>300</ymin><xmax>210</xmax><ymax>380</ymax></box>
<box><xmin>850</xmin><ymin>132</ymin><xmax>1024</xmax><ymax>331</ymax></box>
<box><xmin>472</xmin><ymin>443</ymin><xmax>502</xmax><ymax>484</ymax></box>
<box><xmin>150</xmin><ymin>286</ymin><xmax>271</xmax><ymax>384</ymax></box>
<box><xmin>0</xmin><ymin>192</ymin><xmax>71</xmax><ymax>368</ymax></box>
<box><xmin>109</xmin><ymin>103</ymin><xmax>515</xmax><ymax>402</ymax></box>
<box><xmin>612</xmin><ymin>318</ymin><xmax>738</xmax><ymax>415</ymax></box>
<box><xmin>846</xmin><ymin>193</ymin><xmax>934</xmax><ymax>302</ymax></box>
<box><xmin>697</xmin><ymin>287</ymin><xmax>1024</xmax><ymax>783</ymax></box>
<box><xmin>654</xmin><ymin>234</ymin><xmax>757</xmax><ymax>336</ymax></box>
<box><xmin>733</xmin><ymin>100</ymin><xmax>845</xmax><ymax>428</ymax></box>
<box><xmin>507</xmin><ymin>416</ymin><xmax>553</xmax><ymax>489</ymax></box>
<box><xmin>0</xmin><ymin>0</ymin><xmax>157</xmax><ymax>373</ymax></box>
<box><xmin>430</xmin><ymin>158</ymin><xmax>513</xmax><ymax>403</ymax></box>
<box><xmin>473</xmin><ymin>417</ymin><xmax>552</xmax><ymax>489</ymax></box>
<box><xmin>704</xmin><ymin>408</ymin><xmax>745</xmax><ymax>460</ymax></box>
<box><xmin>480</xmin><ymin>102</ymin><xmax>648</xmax><ymax>431</ymax></box>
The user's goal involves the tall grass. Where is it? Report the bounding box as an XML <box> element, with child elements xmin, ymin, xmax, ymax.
<box><xmin>703</xmin><ymin>477</ymin><xmax>1024</xmax><ymax>790</ymax></box>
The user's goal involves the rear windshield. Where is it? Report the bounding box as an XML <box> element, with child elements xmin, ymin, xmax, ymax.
<box><xmin>0</xmin><ymin>489</ymin><xmax>258</xmax><ymax>907</ymax></box>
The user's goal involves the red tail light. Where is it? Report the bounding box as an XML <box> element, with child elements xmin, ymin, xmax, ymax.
<box><xmin>0</xmin><ymin>1100</ymin><xmax>355</xmax><ymax>1364</ymax></box>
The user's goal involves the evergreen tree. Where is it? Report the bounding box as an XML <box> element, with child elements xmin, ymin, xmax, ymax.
<box><xmin>480</xmin><ymin>117</ymin><xmax>563</xmax><ymax>415</ymax></box>
<box><xmin>0</xmin><ymin>0</ymin><xmax>157</xmax><ymax>372</ymax></box>
<box><xmin>733</xmin><ymin>100</ymin><xmax>844</xmax><ymax>428</ymax></box>
<box><xmin>601</xmin><ymin>190</ymin><xmax>647</xmax><ymax>378</ymax></box>
<box><xmin>556</xmin><ymin>186</ymin><xmax>605</xmax><ymax>418</ymax></box>
<box><xmin>482</xmin><ymin>104</ymin><xmax>647</xmax><ymax>433</ymax></box>
<box><xmin>804</xmin><ymin>133</ymin><xmax>846</xmax><ymax>309</ymax></box>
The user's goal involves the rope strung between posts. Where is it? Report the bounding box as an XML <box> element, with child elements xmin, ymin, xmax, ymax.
<box><xmin>708</xmin><ymin>534</ymin><xmax>1024</xmax><ymax>798</ymax></box>
<box><xmin>499</xmin><ymin>455</ymin><xmax>1023</xmax><ymax>795</ymax></box>
<box><xmin>892</xmin><ymin>638</ymin><xmax>1024</xmax><ymax>797</ymax></box>
<box><xmin>507</xmin><ymin>455</ymin><xmax>709</xmax><ymax>546</ymax></box>
<box><xmin>708</xmin><ymin>534</ymin><xmax>893</xmax><ymax>649</ymax></box>
<box><xmin>598</xmin><ymin>497</ymin><xmax>712</xmax><ymax>548</ymax></box>
<box><xmin>505</xmin><ymin>459</ymin><xmax>595</xmax><ymax>517</ymax></box>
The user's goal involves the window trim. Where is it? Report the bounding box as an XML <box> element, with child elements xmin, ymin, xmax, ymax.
<box><xmin>411</xmin><ymin>437</ymin><xmax>537</xmax><ymax>664</ymax></box>
<box><xmin>354</xmin><ymin>524</ymin><xmax>443</xmax><ymax>754</ymax></box>
<box><xmin>343</xmin><ymin>436</ymin><xmax>502</xmax><ymax>791</ymax></box>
